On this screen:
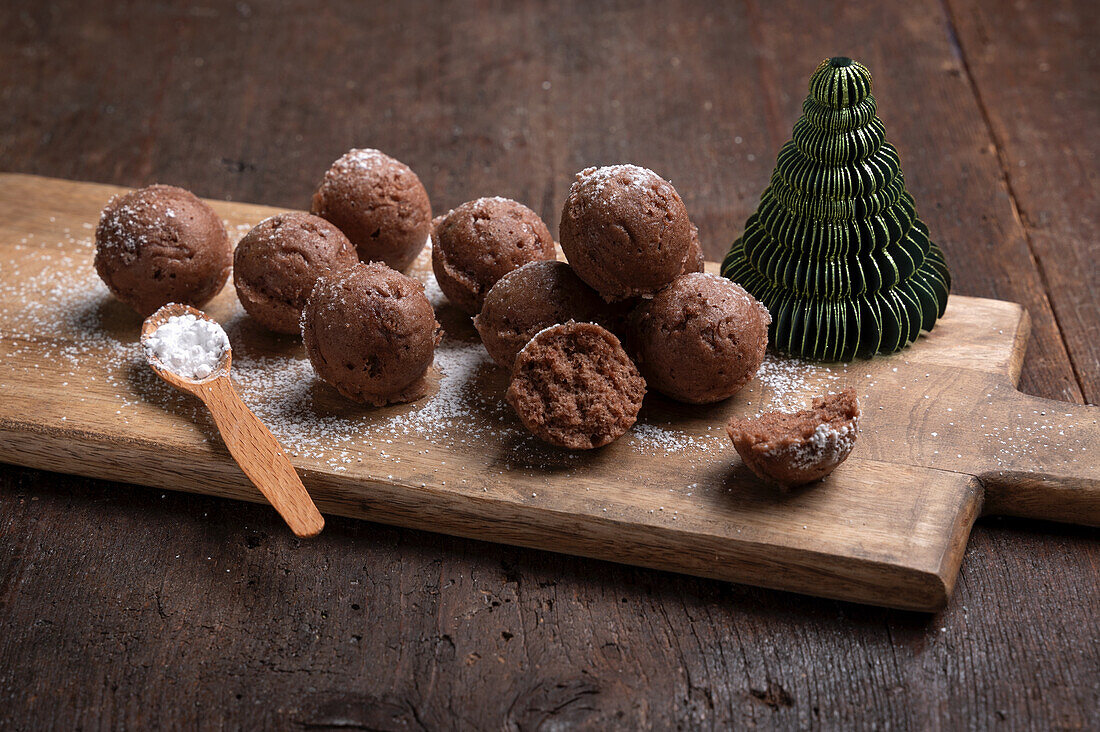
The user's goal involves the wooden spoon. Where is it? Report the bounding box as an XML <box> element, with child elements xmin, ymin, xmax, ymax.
<box><xmin>141</xmin><ymin>303</ymin><xmax>324</xmax><ymax>538</ymax></box>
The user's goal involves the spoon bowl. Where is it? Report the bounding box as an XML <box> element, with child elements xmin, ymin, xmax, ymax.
<box><xmin>141</xmin><ymin>303</ymin><xmax>232</xmax><ymax>390</ymax></box>
<box><xmin>142</xmin><ymin>303</ymin><xmax>324</xmax><ymax>538</ymax></box>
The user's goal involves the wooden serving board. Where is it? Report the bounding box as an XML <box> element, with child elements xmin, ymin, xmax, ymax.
<box><xmin>1</xmin><ymin>174</ymin><xmax>1097</xmax><ymax>611</ymax></box>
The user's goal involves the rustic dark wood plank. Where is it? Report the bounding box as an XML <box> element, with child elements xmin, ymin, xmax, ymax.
<box><xmin>1</xmin><ymin>468</ymin><xmax>1098</xmax><ymax>728</ymax></box>
<box><xmin>945</xmin><ymin>0</ymin><xmax>1100</xmax><ymax>404</ymax></box>
<box><xmin>0</xmin><ymin>0</ymin><xmax>1097</xmax><ymax>728</ymax></box>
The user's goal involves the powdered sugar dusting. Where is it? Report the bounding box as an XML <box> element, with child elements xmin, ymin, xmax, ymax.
<box><xmin>95</xmin><ymin>188</ymin><xmax>173</xmax><ymax>254</ymax></box>
<box><xmin>326</xmin><ymin>148</ymin><xmax>394</xmax><ymax>178</ymax></box>
<box><xmin>767</xmin><ymin>420</ymin><xmax>859</xmax><ymax>471</ymax></box>
<box><xmin>745</xmin><ymin>356</ymin><xmax>844</xmax><ymax>414</ymax></box>
<box><xmin>4</xmin><ymin>223</ymin><xmax>1088</xmax><ymax>496</ymax></box>
<box><xmin>0</xmin><ymin>239</ymin><xmax>843</xmax><ymax>468</ymax></box>
<box><xmin>229</xmin><ymin>339</ymin><xmax>501</xmax><ymax>456</ymax></box>
<box><xmin>570</xmin><ymin>164</ymin><xmax>675</xmax><ymax>206</ymax></box>
<box><xmin>629</xmin><ymin>423</ymin><xmax>725</xmax><ymax>456</ymax></box>
<box><xmin>577</xmin><ymin>164</ymin><xmax>661</xmax><ymax>189</ymax></box>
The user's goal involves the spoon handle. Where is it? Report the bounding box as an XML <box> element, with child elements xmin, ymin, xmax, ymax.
<box><xmin>198</xmin><ymin>375</ymin><xmax>324</xmax><ymax>538</ymax></box>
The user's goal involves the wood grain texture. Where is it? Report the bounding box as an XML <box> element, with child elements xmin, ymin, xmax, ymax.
<box><xmin>945</xmin><ymin>0</ymin><xmax>1100</xmax><ymax>404</ymax></box>
<box><xmin>3</xmin><ymin>173</ymin><xmax>1096</xmax><ymax>611</ymax></box>
<box><xmin>0</xmin><ymin>0</ymin><xmax>1097</xmax><ymax>728</ymax></box>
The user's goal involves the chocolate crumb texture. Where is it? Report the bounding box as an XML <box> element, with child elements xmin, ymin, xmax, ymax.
<box><xmin>506</xmin><ymin>321</ymin><xmax>646</xmax><ymax>450</ymax></box>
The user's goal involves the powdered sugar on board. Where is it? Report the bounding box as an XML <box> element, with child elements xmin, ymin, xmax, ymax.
<box><xmin>746</xmin><ymin>357</ymin><xmax>843</xmax><ymax>414</ymax></box>
<box><xmin>0</xmin><ymin>235</ymin><xmax>739</xmax><ymax>473</ymax></box>
<box><xmin>4</xmin><ymin>229</ymin><xmax>1088</xmax><ymax>484</ymax></box>
<box><xmin>0</xmin><ymin>234</ymin><xmax>895</xmax><ymax>465</ymax></box>
<box><xmin>628</xmin><ymin>423</ymin><xmax>724</xmax><ymax>456</ymax></box>
<box><xmin>228</xmin><ymin>338</ymin><xmax>510</xmax><ymax>463</ymax></box>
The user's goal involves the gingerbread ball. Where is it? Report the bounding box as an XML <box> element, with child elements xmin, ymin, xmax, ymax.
<box><xmin>94</xmin><ymin>184</ymin><xmax>231</xmax><ymax>316</ymax></box>
<box><xmin>431</xmin><ymin>197</ymin><xmax>555</xmax><ymax>314</ymax></box>
<box><xmin>234</xmin><ymin>212</ymin><xmax>358</xmax><ymax>334</ymax></box>
<box><xmin>559</xmin><ymin>164</ymin><xmax>692</xmax><ymax>301</ymax></box>
<box><xmin>682</xmin><ymin>222</ymin><xmax>705</xmax><ymax>274</ymax></box>
<box><xmin>301</xmin><ymin>262</ymin><xmax>441</xmax><ymax>406</ymax></box>
<box><xmin>311</xmin><ymin>148</ymin><xmax>431</xmax><ymax>271</ymax></box>
<box><xmin>628</xmin><ymin>273</ymin><xmax>770</xmax><ymax>404</ymax></box>
<box><xmin>473</xmin><ymin>261</ymin><xmax>614</xmax><ymax>370</ymax></box>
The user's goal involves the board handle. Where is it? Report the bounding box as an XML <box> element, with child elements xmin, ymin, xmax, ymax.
<box><xmin>979</xmin><ymin>394</ymin><xmax>1100</xmax><ymax>526</ymax></box>
<box><xmin>198</xmin><ymin>376</ymin><xmax>325</xmax><ymax>538</ymax></box>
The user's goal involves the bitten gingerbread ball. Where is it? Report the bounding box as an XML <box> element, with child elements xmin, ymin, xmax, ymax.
<box><xmin>431</xmin><ymin>197</ymin><xmax>556</xmax><ymax>314</ymax></box>
<box><xmin>94</xmin><ymin>184</ymin><xmax>231</xmax><ymax>316</ymax></box>
<box><xmin>726</xmin><ymin>388</ymin><xmax>861</xmax><ymax>488</ymax></box>
<box><xmin>558</xmin><ymin>164</ymin><xmax>692</xmax><ymax>301</ymax></box>
<box><xmin>234</xmin><ymin>212</ymin><xmax>358</xmax><ymax>334</ymax></box>
<box><xmin>628</xmin><ymin>273</ymin><xmax>770</xmax><ymax>404</ymax></box>
<box><xmin>506</xmin><ymin>322</ymin><xmax>646</xmax><ymax>450</ymax></box>
<box><xmin>473</xmin><ymin>261</ymin><xmax>613</xmax><ymax>371</ymax></box>
<box><xmin>311</xmin><ymin>148</ymin><xmax>432</xmax><ymax>272</ymax></box>
<box><xmin>301</xmin><ymin>262</ymin><xmax>441</xmax><ymax>406</ymax></box>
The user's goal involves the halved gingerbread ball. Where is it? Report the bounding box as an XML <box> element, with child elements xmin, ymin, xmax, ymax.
<box><xmin>506</xmin><ymin>322</ymin><xmax>645</xmax><ymax>450</ymax></box>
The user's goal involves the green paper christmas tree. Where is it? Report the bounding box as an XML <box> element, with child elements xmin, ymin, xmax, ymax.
<box><xmin>722</xmin><ymin>57</ymin><xmax>951</xmax><ymax>361</ymax></box>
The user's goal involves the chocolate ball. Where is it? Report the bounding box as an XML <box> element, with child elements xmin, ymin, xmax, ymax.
<box><xmin>234</xmin><ymin>212</ymin><xmax>359</xmax><ymax>334</ymax></box>
<box><xmin>506</xmin><ymin>322</ymin><xmax>646</xmax><ymax>450</ymax></box>
<box><xmin>431</xmin><ymin>197</ymin><xmax>556</xmax><ymax>314</ymax></box>
<box><xmin>473</xmin><ymin>261</ymin><xmax>613</xmax><ymax>371</ymax></box>
<box><xmin>628</xmin><ymin>272</ymin><xmax>770</xmax><ymax>404</ymax></box>
<box><xmin>301</xmin><ymin>262</ymin><xmax>441</xmax><ymax>406</ymax></box>
<box><xmin>94</xmin><ymin>184</ymin><xmax>231</xmax><ymax>316</ymax></box>
<box><xmin>727</xmin><ymin>388</ymin><xmax>861</xmax><ymax>488</ymax></box>
<box><xmin>559</xmin><ymin>164</ymin><xmax>692</xmax><ymax>301</ymax></box>
<box><xmin>310</xmin><ymin>148</ymin><xmax>431</xmax><ymax>271</ymax></box>
<box><xmin>683</xmin><ymin>222</ymin><xmax>705</xmax><ymax>274</ymax></box>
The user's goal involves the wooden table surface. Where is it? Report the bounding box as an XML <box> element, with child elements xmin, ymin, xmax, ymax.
<box><xmin>1</xmin><ymin>1</ymin><xmax>1096</xmax><ymax>728</ymax></box>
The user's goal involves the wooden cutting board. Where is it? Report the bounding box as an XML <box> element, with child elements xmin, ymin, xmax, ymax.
<box><xmin>1</xmin><ymin>173</ymin><xmax>1096</xmax><ymax>611</ymax></box>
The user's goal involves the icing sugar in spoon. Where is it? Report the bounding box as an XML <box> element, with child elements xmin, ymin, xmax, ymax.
<box><xmin>141</xmin><ymin>303</ymin><xmax>324</xmax><ymax>538</ymax></box>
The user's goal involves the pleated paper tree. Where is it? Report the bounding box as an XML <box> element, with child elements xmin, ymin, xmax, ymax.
<box><xmin>722</xmin><ymin>57</ymin><xmax>951</xmax><ymax>361</ymax></box>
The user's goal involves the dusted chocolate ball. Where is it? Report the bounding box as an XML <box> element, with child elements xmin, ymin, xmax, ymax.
<box><xmin>310</xmin><ymin>148</ymin><xmax>431</xmax><ymax>271</ymax></box>
<box><xmin>559</xmin><ymin>164</ymin><xmax>692</xmax><ymax>301</ymax></box>
<box><xmin>682</xmin><ymin>223</ymin><xmax>705</xmax><ymax>274</ymax></box>
<box><xmin>431</xmin><ymin>197</ymin><xmax>556</xmax><ymax>314</ymax></box>
<box><xmin>727</xmin><ymin>388</ymin><xmax>861</xmax><ymax>488</ymax></box>
<box><xmin>628</xmin><ymin>273</ymin><xmax>770</xmax><ymax>404</ymax></box>
<box><xmin>94</xmin><ymin>184</ymin><xmax>231</xmax><ymax>316</ymax></box>
<box><xmin>301</xmin><ymin>262</ymin><xmax>441</xmax><ymax>406</ymax></box>
<box><xmin>234</xmin><ymin>212</ymin><xmax>359</xmax><ymax>334</ymax></box>
<box><xmin>506</xmin><ymin>322</ymin><xmax>646</xmax><ymax>450</ymax></box>
<box><xmin>473</xmin><ymin>261</ymin><xmax>613</xmax><ymax>371</ymax></box>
